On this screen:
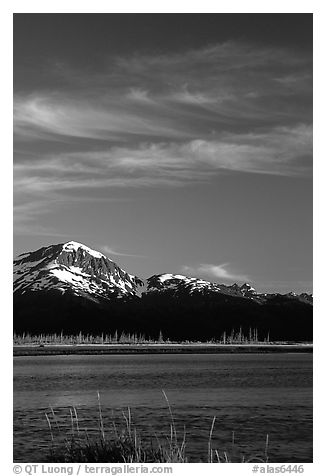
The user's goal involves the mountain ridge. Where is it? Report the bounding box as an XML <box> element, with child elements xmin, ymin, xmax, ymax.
<box><xmin>13</xmin><ymin>241</ymin><xmax>313</xmax><ymax>341</ymax></box>
<box><xmin>14</xmin><ymin>241</ymin><xmax>312</xmax><ymax>301</ymax></box>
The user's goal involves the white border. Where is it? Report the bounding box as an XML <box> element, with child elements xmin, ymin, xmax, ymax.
<box><xmin>3</xmin><ymin>3</ymin><xmax>322</xmax><ymax>474</ymax></box>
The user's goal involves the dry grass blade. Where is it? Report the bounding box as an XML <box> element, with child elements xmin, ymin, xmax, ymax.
<box><xmin>69</xmin><ymin>408</ymin><xmax>75</xmax><ymax>436</ymax></box>
<box><xmin>208</xmin><ymin>416</ymin><xmax>216</xmax><ymax>463</ymax></box>
<box><xmin>122</xmin><ymin>407</ymin><xmax>133</xmax><ymax>438</ymax></box>
<box><xmin>162</xmin><ymin>390</ymin><xmax>177</xmax><ymax>444</ymax></box>
<box><xmin>49</xmin><ymin>406</ymin><xmax>61</xmax><ymax>433</ymax></box>
<box><xmin>265</xmin><ymin>434</ymin><xmax>269</xmax><ymax>462</ymax></box>
<box><xmin>73</xmin><ymin>407</ymin><xmax>80</xmax><ymax>435</ymax></box>
<box><xmin>45</xmin><ymin>413</ymin><xmax>54</xmax><ymax>442</ymax></box>
<box><xmin>97</xmin><ymin>391</ymin><xmax>105</xmax><ymax>441</ymax></box>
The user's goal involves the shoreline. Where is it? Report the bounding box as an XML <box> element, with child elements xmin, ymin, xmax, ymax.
<box><xmin>13</xmin><ymin>342</ymin><xmax>313</xmax><ymax>356</ymax></box>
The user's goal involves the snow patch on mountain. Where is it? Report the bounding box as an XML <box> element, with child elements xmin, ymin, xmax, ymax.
<box><xmin>63</xmin><ymin>241</ymin><xmax>105</xmax><ymax>259</ymax></box>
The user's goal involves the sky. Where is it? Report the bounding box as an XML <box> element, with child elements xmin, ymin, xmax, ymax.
<box><xmin>13</xmin><ymin>13</ymin><xmax>313</xmax><ymax>293</ymax></box>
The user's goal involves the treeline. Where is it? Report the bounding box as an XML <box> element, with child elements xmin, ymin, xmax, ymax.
<box><xmin>13</xmin><ymin>327</ymin><xmax>270</xmax><ymax>345</ymax></box>
<box><xmin>14</xmin><ymin>288</ymin><xmax>313</xmax><ymax>341</ymax></box>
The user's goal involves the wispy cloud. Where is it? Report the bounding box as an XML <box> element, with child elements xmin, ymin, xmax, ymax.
<box><xmin>14</xmin><ymin>41</ymin><xmax>312</xmax><ymax>143</ymax></box>
<box><xmin>182</xmin><ymin>263</ymin><xmax>251</xmax><ymax>284</ymax></box>
<box><xmin>14</xmin><ymin>123</ymin><xmax>312</xmax><ymax>196</ymax></box>
<box><xmin>101</xmin><ymin>245</ymin><xmax>145</xmax><ymax>258</ymax></box>
<box><xmin>14</xmin><ymin>40</ymin><xmax>312</xmax><ymax>232</ymax></box>
<box><xmin>14</xmin><ymin>94</ymin><xmax>188</xmax><ymax>142</ymax></box>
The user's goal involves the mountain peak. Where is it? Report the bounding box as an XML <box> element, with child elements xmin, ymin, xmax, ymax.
<box><xmin>62</xmin><ymin>241</ymin><xmax>106</xmax><ymax>259</ymax></box>
<box><xmin>14</xmin><ymin>241</ymin><xmax>143</xmax><ymax>299</ymax></box>
<box><xmin>240</xmin><ymin>283</ymin><xmax>256</xmax><ymax>293</ymax></box>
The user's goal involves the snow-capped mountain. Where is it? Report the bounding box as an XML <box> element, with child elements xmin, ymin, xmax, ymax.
<box><xmin>147</xmin><ymin>273</ymin><xmax>221</xmax><ymax>293</ymax></box>
<box><xmin>13</xmin><ymin>241</ymin><xmax>312</xmax><ymax>305</ymax></box>
<box><xmin>13</xmin><ymin>241</ymin><xmax>312</xmax><ymax>340</ymax></box>
<box><xmin>147</xmin><ymin>273</ymin><xmax>259</xmax><ymax>300</ymax></box>
<box><xmin>146</xmin><ymin>273</ymin><xmax>312</xmax><ymax>305</ymax></box>
<box><xmin>14</xmin><ymin>241</ymin><xmax>144</xmax><ymax>301</ymax></box>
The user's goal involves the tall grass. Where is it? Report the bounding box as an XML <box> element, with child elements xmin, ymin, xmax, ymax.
<box><xmin>45</xmin><ymin>392</ymin><xmax>269</xmax><ymax>463</ymax></box>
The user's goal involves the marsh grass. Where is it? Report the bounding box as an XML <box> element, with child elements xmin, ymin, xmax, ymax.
<box><xmin>46</xmin><ymin>392</ymin><xmax>269</xmax><ymax>463</ymax></box>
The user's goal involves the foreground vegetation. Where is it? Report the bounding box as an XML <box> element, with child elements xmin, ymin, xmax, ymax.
<box><xmin>46</xmin><ymin>392</ymin><xmax>270</xmax><ymax>463</ymax></box>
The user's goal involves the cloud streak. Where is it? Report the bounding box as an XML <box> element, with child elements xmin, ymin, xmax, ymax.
<box><xmin>182</xmin><ymin>263</ymin><xmax>251</xmax><ymax>284</ymax></box>
<box><xmin>14</xmin><ymin>40</ymin><xmax>312</xmax><ymax>232</ymax></box>
<box><xmin>101</xmin><ymin>245</ymin><xmax>145</xmax><ymax>259</ymax></box>
<box><xmin>14</xmin><ymin>123</ymin><xmax>312</xmax><ymax>197</ymax></box>
<box><xmin>14</xmin><ymin>41</ymin><xmax>312</xmax><ymax>142</ymax></box>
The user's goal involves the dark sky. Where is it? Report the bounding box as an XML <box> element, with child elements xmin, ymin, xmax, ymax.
<box><xmin>13</xmin><ymin>14</ymin><xmax>313</xmax><ymax>292</ymax></box>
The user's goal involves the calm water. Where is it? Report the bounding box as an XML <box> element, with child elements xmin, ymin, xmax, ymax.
<box><xmin>13</xmin><ymin>353</ymin><xmax>312</xmax><ymax>462</ymax></box>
